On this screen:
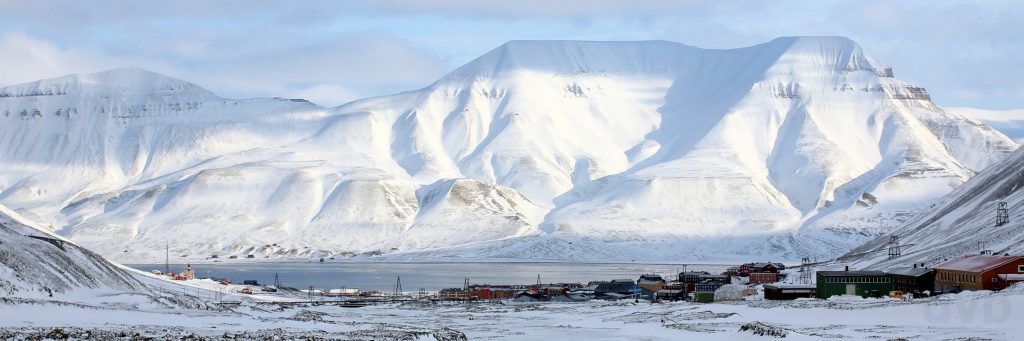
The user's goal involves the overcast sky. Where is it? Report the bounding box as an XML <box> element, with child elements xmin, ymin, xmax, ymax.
<box><xmin>0</xmin><ymin>0</ymin><xmax>1021</xmax><ymax>109</ymax></box>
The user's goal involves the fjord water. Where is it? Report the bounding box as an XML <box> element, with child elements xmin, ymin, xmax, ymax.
<box><xmin>127</xmin><ymin>262</ymin><xmax>730</xmax><ymax>291</ymax></box>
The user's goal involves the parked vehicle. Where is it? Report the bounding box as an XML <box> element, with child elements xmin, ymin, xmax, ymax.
<box><xmin>240</xmin><ymin>288</ymin><xmax>253</xmax><ymax>295</ymax></box>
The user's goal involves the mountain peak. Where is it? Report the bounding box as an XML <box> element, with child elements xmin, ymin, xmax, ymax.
<box><xmin>761</xmin><ymin>36</ymin><xmax>887</xmax><ymax>73</ymax></box>
<box><xmin>0</xmin><ymin>67</ymin><xmax>212</xmax><ymax>98</ymax></box>
<box><xmin>442</xmin><ymin>40</ymin><xmax>698</xmax><ymax>80</ymax></box>
<box><xmin>440</xmin><ymin>37</ymin><xmax>885</xmax><ymax>83</ymax></box>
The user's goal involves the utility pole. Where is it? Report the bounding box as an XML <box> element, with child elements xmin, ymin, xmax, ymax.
<box><xmin>164</xmin><ymin>241</ymin><xmax>170</xmax><ymax>275</ymax></box>
<box><xmin>888</xmin><ymin>235</ymin><xmax>902</xmax><ymax>260</ymax></box>
<box><xmin>996</xmin><ymin>201</ymin><xmax>1009</xmax><ymax>227</ymax></box>
<box><xmin>799</xmin><ymin>257</ymin><xmax>812</xmax><ymax>284</ymax></box>
<box><xmin>394</xmin><ymin>276</ymin><xmax>403</xmax><ymax>298</ymax></box>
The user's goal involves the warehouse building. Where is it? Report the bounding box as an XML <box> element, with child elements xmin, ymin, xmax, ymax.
<box><xmin>816</xmin><ymin>270</ymin><xmax>891</xmax><ymax>299</ymax></box>
<box><xmin>934</xmin><ymin>254</ymin><xmax>1024</xmax><ymax>292</ymax></box>
<box><xmin>887</xmin><ymin>266</ymin><xmax>935</xmax><ymax>296</ymax></box>
<box><xmin>764</xmin><ymin>284</ymin><xmax>816</xmax><ymax>300</ymax></box>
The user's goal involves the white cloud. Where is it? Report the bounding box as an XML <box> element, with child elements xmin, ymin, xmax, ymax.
<box><xmin>0</xmin><ymin>32</ymin><xmax>102</xmax><ymax>85</ymax></box>
<box><xmin>0</xmin><ymin>1</ymin><xmax>1021</xmax><ymax>109</ymax></box>
<box><xmin>0</xmin><ymin>30</ymin><xmax>447</xmax><ymax>106</ymax></box>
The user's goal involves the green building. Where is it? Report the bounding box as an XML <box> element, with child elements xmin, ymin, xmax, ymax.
<box><xmin>816</xmin><ymin>271</ymin><xmax>891</xmax><ymax>299</ymax></box>
<box><xmin>693</xmin><ymin>292</ymin><xmax>714</xmax><ymax>303</ymax></box>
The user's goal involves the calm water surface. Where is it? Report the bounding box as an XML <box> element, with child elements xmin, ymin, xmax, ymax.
<box><xmin>126</xmin><ymin>262</ymin><xmax>730</xmax><ymax>291</ymax></box>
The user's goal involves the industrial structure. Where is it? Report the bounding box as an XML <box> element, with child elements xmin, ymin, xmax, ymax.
<box><xmin>996</xmin><ymin>201</ymin><xmax>1010</xmax><ymax>227</ymax></box>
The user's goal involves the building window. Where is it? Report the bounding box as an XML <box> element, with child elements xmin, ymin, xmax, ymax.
<box><xmin>1018</xmin><ymin>265</ymin><xmax>1024</xmax><ymax>273</ymax></box>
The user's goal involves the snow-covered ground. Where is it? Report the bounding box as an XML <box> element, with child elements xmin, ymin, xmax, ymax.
<box><xmin>5</xmin><ymin>200</ymin><xmax>1022</xmax><ymax>339</ymax></box>
<box><xmin>4</xmin><ymin>271</ymin><xmax>1024</xmax><ymax>340</ymax></box>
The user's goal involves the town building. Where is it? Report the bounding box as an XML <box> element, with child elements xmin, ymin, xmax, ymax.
<box><xmin>887</xmin><ymin>266</ymin><xmax>935</xmax><ymax>295</ymax></box>
<box><xmin>698</xmin><ymin>274</ymin><xmax>729</xmax><ymax>284</ymax></box>
<box><xmin>695</xmin><ymin>282</ymin><xmax>723</xmax><ymax>294</ymax></box>
<box><xmin>656</xmin><ymin>289</ymin><xmax>686</xmax><ymax>301</ymax></box>
<box><xmin>693</xmin><ymin>291</ymin><xmax>715</xmax><ymax>303</ymax></box>
<box><xmin>934</xmin><ymin>254</ymin><xmax>1024</xmax><ymax>292</ymax></box>
<box><xmin>679</xmin><ymin>271</ymin><xmax>710</xmax><ymax>284</ymax></box>
<box><xmin>748</xmin><ymin>272</ymin><xmax>780</xmax><ymax>284</ymax></box>
<box><xmin>637</xmin><ymin>274</ymin><xmax>666</xmax><ymax>300</ymax></box>
<box><xmin>996</xmin><ymin>274</ymin><xmax>1024</xmax><ymax>288</ymax></box>
<box><xmin>816</xmin><ymin>270</ymin><xmax>891</xmax><ymax>298</ymax></box>
<box><xmin>764</xmin><ymin>284</ymin><xmax>816</xmax><ymax>300</ymax></box>
<box><xmin>438</xmin><ymin>288</ymin><xmax>469</xmax><ymax>300</ymax></box>
<box><xmin>740</xmin><ymin>262</ymin><xmax>784</xmax><ymax>276</ymax></box>
<box><xmin>592</xmin><ymin>279</ymin><xmax>636</xmax><ymax>298</ymax></box>
<box><xmin>177</xmin><ymin>264</ymin><xmax>195</xmax><ymax>280</ymax></box>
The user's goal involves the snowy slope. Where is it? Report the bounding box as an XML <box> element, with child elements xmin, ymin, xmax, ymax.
<box><xmin>0</xmin><ymin>38</ymin><xmax>1018</xmax><ymax>262</ymax></box>
<box><xmin>0</xmin><ymin>203</ymin><xmax>141</xmax><ymax>298</ymax></box>
<box><xmin>336</xmin><ymin>37</ymin><xmax>1018</xmax><ymax>261</ymax></box>
<box><xmin>948</xmin><ymin>107</ymin><xmax>1024</xmax><ymax>144</ymax></box>
<box><xmin>839</xmin><ymin>146</ymin><xmax>1024</xmax><ymax>269</ymax></box>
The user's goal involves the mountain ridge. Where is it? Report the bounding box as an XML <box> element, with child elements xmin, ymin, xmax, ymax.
<box><xmin>0</xmin><ymin>37</ymin><xmax>1017</xmax><ymax>262</ymax></box>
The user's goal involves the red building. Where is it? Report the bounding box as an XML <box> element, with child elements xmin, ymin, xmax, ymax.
<box><xmin>748</xmin><ymin>272</ymin><xmax>780</xmax><ymax>284</ymax></box>
<box><xmin>473</xmin><ymin>288</ymin><xmax>493</xmax><ymax>300</ymax></box>
<box><xmin>934</xmin><ymin>255</ymin><xmax>1024</xmax><ymax>292</ymax></box>
<box><xmin>438</xmin><ymin>288</ymin><xmax>470</xmax><ymax>300</ymax></box>
<box><xmin>739</xmin><ymin>262</ymin><xmax>784</xmax><ymax>276</ymax></box>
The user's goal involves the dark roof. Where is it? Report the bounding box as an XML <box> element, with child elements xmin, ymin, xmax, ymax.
<box><xmin>817</xmin><ymin>270</ymin><xmax>888</xmax><ymax>277</ymax></box>
<box><xmin>746</xmin><ymin>262</ymin><xmax>785</xmax><ymax>268</ymax></box>
<box><xmin>886</xmin><ymin>267</ymin><xmax>933</xmax><ymax>277</ymax></box>
<box><xmin>764</xmin><ymin>284</ymin><xmax>815</xmax><ymax>289</ymax></box>
<box><xmin>934</xmin><ymin>255</ymin><xmax>1023</xmax><ymax>273</ymax></box>
<box><xmin>699</xmin><ymin>274</ymin><xmax>727</xmax><ymax>278</ymax></box>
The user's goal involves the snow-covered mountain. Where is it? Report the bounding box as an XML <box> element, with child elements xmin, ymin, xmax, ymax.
<box><xmin>839</xmin><ymin>146</ymin><xmax>1024</xmax><ymax>270</ymax></box>
<box><xmin>0</xmin><ymin>37</ymin><xmax>1017</xmax><ymax>262</ymax></box>
<box><xmin>948</xmin><ymin>107</ymin><xmax>1024</xmax><ymax>144</ymax></box>
<box><xmin>0</xmin><ymin>203</ymin><xmax>141</xmax><ymax>297</ymax></box>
